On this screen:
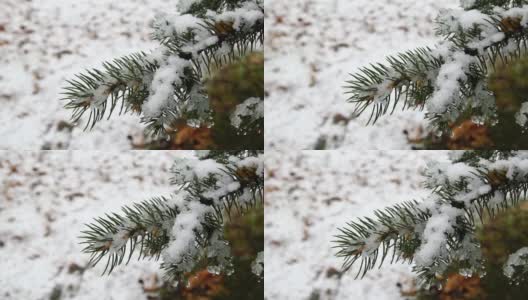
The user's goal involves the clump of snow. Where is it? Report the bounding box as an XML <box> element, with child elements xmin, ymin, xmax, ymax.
<box><xmin>415</xmin><ymin>205</ymin><xmax>462</xmax><ymax>266</ymax></box>
<box><xmin>171</xmin><ymin>153</ymin><xmax>263</xmax><ymax>203</ymax></box>
<box><xmin>154</xmin><ymin>0</ymin><xmax>262</xmax><ymax>57</ymax></box>
<box><xmin>207</xmin><ymin>231</ymin><xmax>233</xmax><ymax>275</ymax></box>
<box><xmin>427</xmin><ymin>51</ymin><xmax>473</xmax><ymax>115</ymax></box>
<box><xmin>361</xmin><ymin>234</ymin><xmax>383</xmax><ymax>257</ymax></box>
<box><xmin>516</xmin><ymin>102</ymin><xmax>528</xmax><ymax>127</ymax></box>
<box><xmin>201</xmin><ymin>154</ymin><xmax>265</xmax><ymax>201</ymax></box>
<box><xmin>230</xmin><ymin>97</ymin><xmax>264</xmax><ymax>128</ymax></box>
<box><xmin>251</xmin><ymin>251</ymin><xmax>264</xmax><ymax>277</ymax></box>
<box><xmin>207</xmin><ymin>1</ymin><xmax>264</xmax><ymax>31</ymax></box>
<box><xmin>178</xmin><ymin>0</ymin><xmax>202</xmax><ymax>12</ymax></box>
<box><xmin>483</xmin><ymin>154</ymin><xmax>528</xmax><ymax>182</ymax></box>
<box><xmin>170</xmin><ymin>156</ymin><xmax>224</xmax><ymax>185</ymax></box>
<box><xmin>238</xmin><ymin>187</ymin><xmax>259</xmax><ymax>205</ymax></box>
<box><xmin>166</xmin><ymin>14</ymin><xmax>202</xmax><ymax>35</ymax></box>
<box><xmin>171</xmin><ymin>157</ymin><xmax>200</xmax><ymax>184</ymax></box>
<box><xmin>162</xmin><ymin>196</ymin><xmax>213</xmax><ymax>272</ymax></box>
<box><xmin>232</xmin><ymin>153</ymin><xmax>265</xmax><ymax>176</ymax></box>
<box><xmin>504</xmin><ymin>247</ymin><xmax>528</xmax><ymax>278</ymax></box>
<box><xmin>142</xmin><ymin>56</ymin><xmax>190</xmax><ymax>118</ymax></box>
<box><xmin>424</xmin><ymin>159</ymin><xmax>493</xmax><ymax>204</ymax></box>
<box><xmin>91</xmin><ymin>85</ymin><xmax>111</xmax><ymax>107</ymax></box>
<box><xmin>425</xmin><ymin>160</ymin><xmax>475</xmax><ymax>185</ymax></box>
<box><xmin>372</xmin><ymin>79</ymin><xmax>396</xmax><ymax>104</ymax></box>
<box><xmin>439</xmin><ymin>8</ymin><xmax>489</xmax><ymax>30</ymax></box>
<box><xmin>193</xmin><ymin>159</ymin><xmax>225</xmax><ymax>178</ymax></box>
<box><xmin>109</xmin><ymin>229</ymin><xmax>131</xmax><ymax>254</ymax></box>
<box><xmin>460</xmin><ymin>0</ymin><xmax>476</xmax><ymax>9</ymax></box>
<box><xmin>145</xmin><ymin>45</ymin><xmax>170</xmax><ymax>65</ymax></box>
<box><xmin>437</xmin><ymin>7</ymin><xmax>507</xmax><ymax>53</ymax></box>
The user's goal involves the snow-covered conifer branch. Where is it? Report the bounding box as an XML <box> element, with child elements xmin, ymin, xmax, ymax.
<box><xmin>335</xmin><ymin>151</ymin><xmax>528</xmax><ymax>284</ymax></box>
<box><xmin>464</xmin><ymin>0</ymin><xmax>528</xmax><ymax>12</ymax></box>
<box><xmin>334</xmin><ymin>200</ymin><xmax>429</xmax><ymax>278</ymax></box>
<box><xmin>80</xmin><ymin>197</ymin><xmax>177</xmax><ymax>274</ymax></box>
<box><xmin>62</xmin><ymin>0</ymin><xmax>263</xmax><ymax>139</ymax></box>
<box><xmin>345</xmin><ymin>47</ymin><xmax>442</xmax><ymax>124</ymax></box>
<box><xmin>80</xmin><ymin>150</ymin><xmax>263</xmax><ymax>279</ymax></box>
<box><xmin>345</xmin><ymin>1</ymin><xmax>528</xmax><ymax>135</ymax></box>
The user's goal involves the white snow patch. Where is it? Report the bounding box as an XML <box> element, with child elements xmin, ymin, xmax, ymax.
<box><xmin>516</xmin><ymin>102</ymin><xmax>528</xmax><ymax>127</ymax></box>
<box><xmin>142</xmin><ymin>56</ymin><xmax>190</xmax><ymax>117</ymax></box>
<box><xmin>230</xmin><ymin>97</ymin><xmax>264</xmax><ymax>128</ymax></box>
<box><xmin>504</xmin><ymin>247</ymin><xmax>528</xmax><ymax>278</ymax></box>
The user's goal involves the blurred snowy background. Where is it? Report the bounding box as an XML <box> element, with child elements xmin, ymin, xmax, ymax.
<box><xmin>264</xmin><ymin>0</ymin><xmax>460</xmax><ymax>150</ymax></box>
<box><xmin>264</xmin><ymin>151</ymin><xmax>450</xmax><ymax>300</ymax></box>
<box><xmin>0</xmin><ymin>0</ymin><xmax>173</xmax><ymax>150</ymax></box>
<box><xmin>0</xmin><ymin>151</ymin><xmax>184</xmax><ymax>299</ymax></box>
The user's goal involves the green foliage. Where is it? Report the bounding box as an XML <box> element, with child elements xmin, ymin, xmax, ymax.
<box><xmin>207</xmin><ymin>52</ymin><xmax>264</xmax><ymax>149</ymax></box>
<box><xmin>334</xmin><ymin>200</ymin><xmax>429</xmax><ymax>278</ymax></box>
<box><xmin>63</xmin><ymin>52</ymin><xmax>155</xmax><ymax>130</ymax></box>
<box><xmin>80</xmin><ymin>197</ymin><xmax>178</xmax><ymax>274</ymax></box>
<box><xmin>218</xmin><ymin>205</ymin><xmax>264</xmax><ymax>300</ymax></box>
<box><xmin>489</xmin><ymin>54</ymin><xmax>528</xmax><ymax>113</ymax></box>
<box><xmin>487</xmin><ymin>54</ymin><xmax>528</xmax><ymax>148</ymax></box>
<box><xmin>345</xmin><ymin>47</ymin><xmax>441</xmax><ymax>124</ymax></box>
<box><xmin>481</xmin><ymin>206</ymin><xmax>528</xmax><ymax>263</ymax></box>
